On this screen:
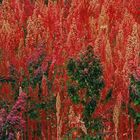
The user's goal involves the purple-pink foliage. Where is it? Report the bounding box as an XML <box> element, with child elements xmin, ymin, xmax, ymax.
<box><xmin>6</xmin><ymin>91</ymin><xmax>27</xmax><ymax>130</ymax></box>
<box><xmin>8</xmin><ymin>132</ymin><xmax>14</xmax><ymax>140</ymax></box>
<box><xmin>0</xmin><ymin>91</ymin><xmax>27</xmax><ymax>139</ymax></box>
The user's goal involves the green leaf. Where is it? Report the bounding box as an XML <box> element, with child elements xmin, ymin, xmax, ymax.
<box><xmin>128</xmin><ymin>106</ymin><xmax>136</xmax><ymax>119</ymax></box>
<box><xmin>28</xmin><ymin>109</ymin><xmax>39</xmax><ymax>120</ymax></box>
<box><xmin>136</xmin><ymin>113</ymin><xmax>140</xmax><ymax>118</ymax></box>
<box><xmin>67</xmin><ymin>59</ymin><xmax>76</xmax><ymax>76</ymax></box>
<box><xmin>134</xmin><ymin>100</ymin><xmax>140</xmax><ymax>105</ymax></box>
<box><xmin>104</xmin><ymin>88</ymin><xmax>113</xmax><ymax>103</ymax></box>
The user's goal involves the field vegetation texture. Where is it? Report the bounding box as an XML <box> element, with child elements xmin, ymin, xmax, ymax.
<box><xmin>0</xmin><ymin>0</ymin><xmax>140</xmax><ymax>139</ymax></box>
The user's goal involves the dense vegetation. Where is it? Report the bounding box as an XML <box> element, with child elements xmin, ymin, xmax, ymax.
<box><xmin>0</xmin><ymin>0</ymin><xmax>140</xmax><ymax>139</ymax></box>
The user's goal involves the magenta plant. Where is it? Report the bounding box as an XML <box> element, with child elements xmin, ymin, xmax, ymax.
<box><xmin>0</xmin><ymin>91</ymin><xmax>27</xmax><ymax>139</ymax></box>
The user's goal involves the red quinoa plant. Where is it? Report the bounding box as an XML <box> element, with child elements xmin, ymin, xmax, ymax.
<box><xmin>0</xmin><ymin>0</ymin><xmax>140</xmax><ymax>139</ymax></box>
